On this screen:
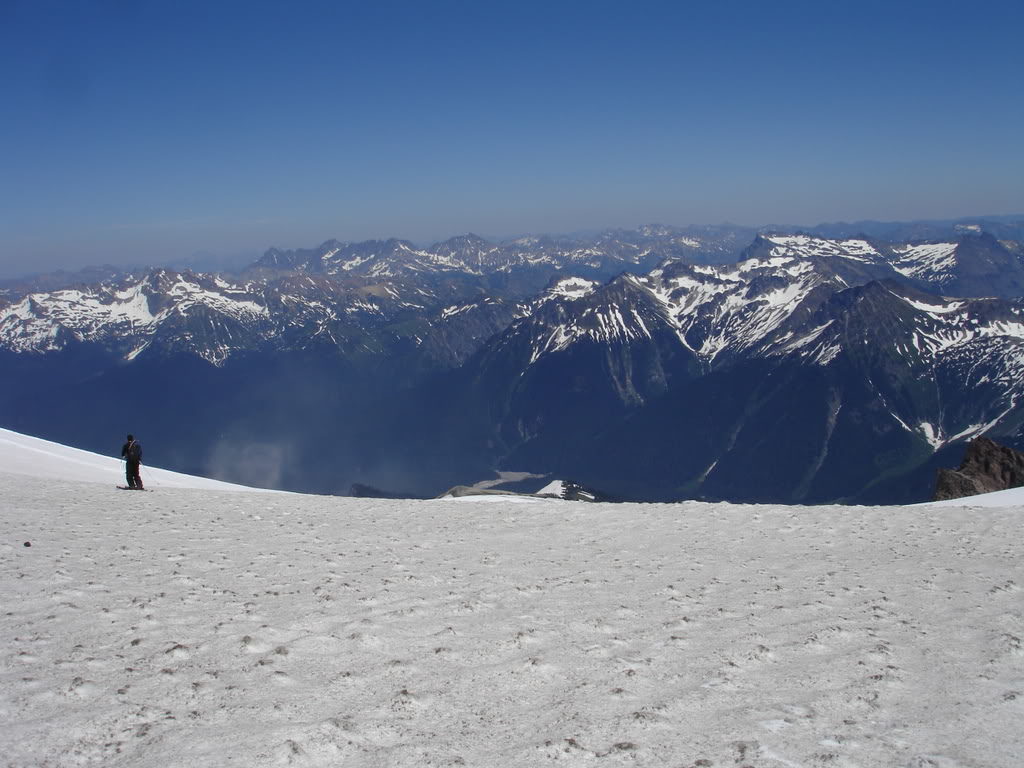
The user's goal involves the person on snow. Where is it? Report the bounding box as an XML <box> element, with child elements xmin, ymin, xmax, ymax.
<box><xmin>121</xmin><ymin>433</ymin><xmax>144</xmax><ymax>490</ymax></box>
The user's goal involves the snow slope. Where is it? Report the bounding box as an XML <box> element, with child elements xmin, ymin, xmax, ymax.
<box><xmin>0</xmin><ymin>427</ymin><xmax>271</xmax><ymax>492</ymax></box>
<box><xmin>927</xmin><ymin>485</ymin><xmax>1024</xmax><ymax>508</ymax></box>
<box><xmin>1</xmin><ymin>434</ymin><xmax>1023</xmax><ymax>767</ymax></box>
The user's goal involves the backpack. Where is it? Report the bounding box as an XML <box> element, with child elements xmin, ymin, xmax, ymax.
<box><xmin>128</xmin><ymin>440</ymin><xmax>142</xmax><ymax>462</ymax></box>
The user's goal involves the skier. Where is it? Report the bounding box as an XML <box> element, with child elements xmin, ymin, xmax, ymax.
<box><xmin>120</xmin><ymin>433</ymin><xmax>144</xmax><ymax>490</ymax></box>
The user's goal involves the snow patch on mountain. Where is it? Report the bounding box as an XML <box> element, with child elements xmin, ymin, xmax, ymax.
<box><xmin>339</xmin><ymin>254</ymin><xmax>374</xmax><ymax>271</ymax></box>
<box><xmin>893</xmin><ymin>293</ymin><xmax>1024</xmax><ymax>361</ymax></box>
<box><xmin>0</xmin><ymin>272</ymin><xmax>270</xmax><ymax>357</ymax></box>
<box><xmin>0</xmin><ymin>284</ymin><xmax>156</xmax><ymax>351</ymax></box>
<box><xmin>544</xmin><ymin>276</ymin><xmax>599</xmax><ymax>301</ymax></box>
<box><xmin>765</xmin><ymin>235</ymin><xmax>884</xmax><ymax>264</ymax></box>
<box><xmin>919</xmin><ymin>422</ymin><xmax>944</xmax><ymax>450</ymax></box>
<box><xmin>440</xmin><ymin>303</ymin><xmax>474</xmax><ymax>319</ymax></box>
<box><xmin>518</xmin><ymin>251</ymin><xmax>833</xmax><ymax>370</ymax></box>
<box><xmin>638</xmin><ymin>255</ymin><xmax>831</xmax><ymax>363</ymax></box>
<box><xmin>900</xmin><ymin>295</ymin><xmax>965</xmax><ymax>315</ymax></box>
<box><xmin>891</xmin><ymin>243</ymin><xmax>959</xmax><ymax>282</ymax></box>
<box><xmin>527</xmin><ymin>323</ymin><xmax>576</xmax><ymax>365</ymax></box>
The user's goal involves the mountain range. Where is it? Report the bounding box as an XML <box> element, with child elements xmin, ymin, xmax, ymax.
<box><xmin>1</xmin><ymin>220</ymin><xmax>1022</xmax><ymax>503</ymax></box>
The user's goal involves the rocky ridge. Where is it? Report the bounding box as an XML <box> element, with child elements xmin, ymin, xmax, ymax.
<box><xmin>934</xmin><ymin>438</ymin><xmax>1024</xmax><ymax>501</ymax></box>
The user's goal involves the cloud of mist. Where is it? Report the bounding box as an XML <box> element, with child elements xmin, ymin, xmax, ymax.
<box><xmin>205</xmin><ymin>438</ymin><xmax>291</xmax><ymax>490</ymax></box>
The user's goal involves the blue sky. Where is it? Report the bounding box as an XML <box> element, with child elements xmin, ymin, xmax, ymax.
<box><xmin>1</xmin><ymin>0</ymin><xmax>1022</xmax><ymax>277</ymax></box>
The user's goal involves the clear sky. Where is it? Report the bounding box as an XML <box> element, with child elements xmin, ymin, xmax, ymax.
<box><xmin>1</xmin><ymin>0</ymin><xmax>1022</xmax><ymax>277</ymax></box>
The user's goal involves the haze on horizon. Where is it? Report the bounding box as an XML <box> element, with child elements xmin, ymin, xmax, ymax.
<box><xmin>1</xmin><ymin>0</ymin><xmax>1022</xmax><ymax>279</ymax></box>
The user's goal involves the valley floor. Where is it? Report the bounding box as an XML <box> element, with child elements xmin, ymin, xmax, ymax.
<box><xmin>1</xmin><ymin>472</ymin><xmax>1022</xmax><ymax>767</ymax></box>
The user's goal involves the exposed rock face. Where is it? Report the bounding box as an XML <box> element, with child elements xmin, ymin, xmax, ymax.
<box><xmin>934</xmin><ymin>438</ymin><xmax>1024</xmax><ymax>501</ymax></box>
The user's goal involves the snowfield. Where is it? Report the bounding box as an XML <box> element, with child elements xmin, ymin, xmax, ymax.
<box><xmin>1</xmin><ymin>433</ymin><xmax>1023</xmax><ymax>767</ymax></box>
<box><xmin>0</xmin><ymin>427</ymin><xmax>272</xmax><ymax>492</ymax></box>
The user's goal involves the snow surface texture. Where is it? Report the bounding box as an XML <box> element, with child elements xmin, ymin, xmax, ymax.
<box><xmin>2</xmin><ymin>435</ymin><xmax>1024</xmax><ymax>767</ymax></box>
<box><xmin>926</xmin><ymin>484</ymin><xmax>1024</xmax><ymax>508</ymax></box>
<box><xmin>0</xmin><ymin>427</ymin><xmax>269</xmax><ymax>492</ymax></box>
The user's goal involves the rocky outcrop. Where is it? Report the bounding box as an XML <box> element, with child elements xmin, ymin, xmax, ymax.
<box><xmin>435</xmin><ymin>480</ymin><xmax>605</xmax><ymax>502</ymax></box>
<box><xmin>933</xmin><ymin>438</ymin><xmax>1024</xmax><ymax>501</ymax></box>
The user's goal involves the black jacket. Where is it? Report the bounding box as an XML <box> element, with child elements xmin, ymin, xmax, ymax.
<box><xmin>121</xmin><ymin>440</ymin><xmax>142</xmax><ymax>462</ymax></box>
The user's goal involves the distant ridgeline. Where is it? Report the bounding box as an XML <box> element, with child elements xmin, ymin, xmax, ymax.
<box><xmin>1</xmin><ymin>220</ymin><xmax>1023</xmax><ymax>504</ymax></box>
